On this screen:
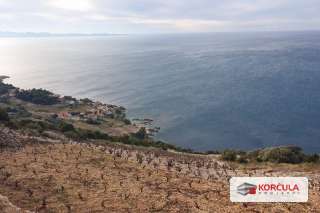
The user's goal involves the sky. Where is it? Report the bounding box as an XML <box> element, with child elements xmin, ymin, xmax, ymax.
<box><xmin>0</xmin><ymin>0</ymin><xmax>319</xmax><ymax>33</ymax></box>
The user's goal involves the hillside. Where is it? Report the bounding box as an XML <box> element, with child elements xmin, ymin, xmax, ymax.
<box><xmin>0</xmin><ymin>128</ymin><xmax>320</xmax><ymax>212</ymax></box>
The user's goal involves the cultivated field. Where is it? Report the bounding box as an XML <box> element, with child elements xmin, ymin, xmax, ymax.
<box><xmin>0</xmin><ymin>130</ymin><xmax>320</xmax><ymax>212</ymax></box>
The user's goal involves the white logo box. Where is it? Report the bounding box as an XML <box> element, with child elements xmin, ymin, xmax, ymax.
<box><xmin>230</xmin><ymin>177</ymin><xmax>308</xmax><ymax>202</ymax></box>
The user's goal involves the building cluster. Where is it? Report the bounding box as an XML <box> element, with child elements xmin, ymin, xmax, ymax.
<box><xmin>57</xmin><ymin>101</ymin><xmax>125</xmax><ymax>123</ymax></box>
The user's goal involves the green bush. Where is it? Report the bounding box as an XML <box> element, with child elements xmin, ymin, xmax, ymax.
<box><xmin>16</xmin><ymin>120</ymin><xmax>52</xmax><ymax>132</ymax></box>
<box><xmin>237</xmin><ymin>155</ymin><xmax>248</xmax><ymax>164</ymax></box>
<box><xmin>0</xmin><ymin>82</ymin><xmax>14</xmax><ymax>95</ymax></box>
<box><xmin>133</xmin><ymin>127</ymin><xmax>147</xmax><ymax>140</ymax></box>
<box><xmin>205</xmin><ymin>150</ymin><xmax>220</xmax><ymax>154</ymax></box>
<box><xmin>58</xmin><ymin>122</ymin><xmax>75</xmax><ymax>132</ymax></box>
<box><xmin>305</xmin><ymin>154</ymin><xmax>319</xmax><ymax>163</ymax></box>
<box><xmin>123</xmin><ymin>118</ymin><xmax>131</xmax><ymax>125</ymax></box>
<box><xmin>0</xmin><ymin>108</ymin><xmax>9</xmax><ymax>122</ymax></box>
<box><xmin>221</xmin><ymin>146</ymin><xmax>319</xmax><ymax>164</ymax></box>
<box><xmin>64</xmin><ymin>130</ymin><xmax>79</xmax><ymax>139</ymax></box>
<box><xmin>63</xmin><ymin>128</ymin><xmax>110</xmax><ymax>140</ymax></box>
<box><xmin>257</xmin><ymin>146</ymin><xmax>304</xmax><ymax>164</ymax></box>
<box><xmin>16</xmin><ymin>88</ymin><xmax>60</xmax><ymax>105</ymax></box>
<box><xmin>221</xmin><ymin>150</ymin><xmax>237</xmax><ymax>161</ymax></box>
<box><xmin>85</xmin><ymin>130</ymin><xmax>109</xmax><ymax>140</ymax></box>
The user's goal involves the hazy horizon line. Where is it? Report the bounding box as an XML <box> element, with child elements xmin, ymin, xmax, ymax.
<box><xmin>0</xmin><ymin>30</ymin><xmax>320</xmax><ymax>37</ymax></box>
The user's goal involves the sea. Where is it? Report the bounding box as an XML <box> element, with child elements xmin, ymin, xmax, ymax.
<box><xmin>1</xmin><ymin>31</ymin><xmax>320</xmax><ymax>153</ymax></box>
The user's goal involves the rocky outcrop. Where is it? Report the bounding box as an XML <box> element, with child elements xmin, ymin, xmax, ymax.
<box><xmin>0</xmin><ymin>128</ymin><xmax>23</xmax><ymax>149</ymax></box>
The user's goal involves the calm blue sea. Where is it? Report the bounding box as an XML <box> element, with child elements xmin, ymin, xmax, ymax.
<box><xmin>1</xmin><ymin>31</ymin><xmax>320</xmax><ymax>152</ymax></box>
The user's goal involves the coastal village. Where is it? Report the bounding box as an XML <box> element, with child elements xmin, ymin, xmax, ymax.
<box><xmin>54</xmin><ymin>98</ymin><xmax>160</xmax><ymax>136</ymax></box>
<box><xmin>57</xmin><ymin>99</ymin><xmax>122</xmax><ymax>123</ymax></box>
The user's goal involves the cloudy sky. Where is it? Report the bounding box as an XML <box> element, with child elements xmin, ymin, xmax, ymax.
<box><xmin>0</xmin><ymin>0</ymin><xmax>319</xmax><ymax>33</ymax></box>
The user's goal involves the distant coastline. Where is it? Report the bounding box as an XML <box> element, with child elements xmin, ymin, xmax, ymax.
<box><xmin>0</xmin><ymin>75</ymin><xmax>9</xmax><ymax>82</ymax></box>
<box><xmin>0</xmin><ymin>31</ymin><xmax>127</xmax><ymax>38</ymax></box>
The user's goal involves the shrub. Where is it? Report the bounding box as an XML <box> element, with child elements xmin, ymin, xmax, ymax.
<box><xmin>64</xmin><ymin>130</ymin><xmax>79</xmax><ymax>139</ymax></box>
<box><xmin>0</xmin><ymin>82</ymin><xmax>14</xmax><ymax>95</ymax></box>
<box><xmin>86</xmin><ymin>130</ymin><xmax>109</xmax><ymax>140</ymax></box>
<box><xmin>133</xmin><ymin>127</ymin><xmax>147</xmax><ymax>140</ymax></box>
<box><xmin>25</xmin><ymin>122</ymin><xmax>44</xmax><ymax>133</ymax></box>
<box><xmin>305</xmin><ymin>154</ymin><xmax>319</xmax><ymax>163</ymax></box>
<box><xmin>237</xmin><ymin>155</ymin><xmax>248</xmax><ymax>164</ymax></box>
<box><xmin>15</xmin><ymin>120</ymin><xmax>52</xmax><ymax>132</ymax></box>
<box><xmin>16</xmin><ymin>88</ymin><xmax>59</xmax><ymax>105</ymax></box>
<box><xmin>221</xmin><ymin>150</ymin><xmax>237</xmax><ymax>161</ymax></box>
<box><xmin>257</xmin><ymin>146</ymin><xmax>304</xmax><ymax>164</ymax></box>
<box><xmin>205</xmin><ymin>150</ymin><xmax>220</xmax><ymax>155</ymax></box>
<box><xmin>123</xmin><ymin>118</ymin><xmax>131</xmax><ymax>125</ymax></box>
<box><xmin>63</xmin><ymin>128</ymin><xmax>110</xmax><ymax>140</ymax></box>
<box><xmin>58</xmin><ymin>122</ymin><xmax>75</xmax><ymax>132</ymax></box>
<box><xmin>0</xmin><ymin>107</ymin><xmax>9</xmax><ymax>122</ymax></box>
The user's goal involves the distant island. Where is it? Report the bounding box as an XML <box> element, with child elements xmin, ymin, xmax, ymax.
<box><xmin>0</xmin><ymin>31</ymin><xmax>126</xmax><ymax>38</ymax></box>
<box><xmin>0</xmin><ymin>75</ymin><xmax>9</xmax><ymax>81</ymax></box>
